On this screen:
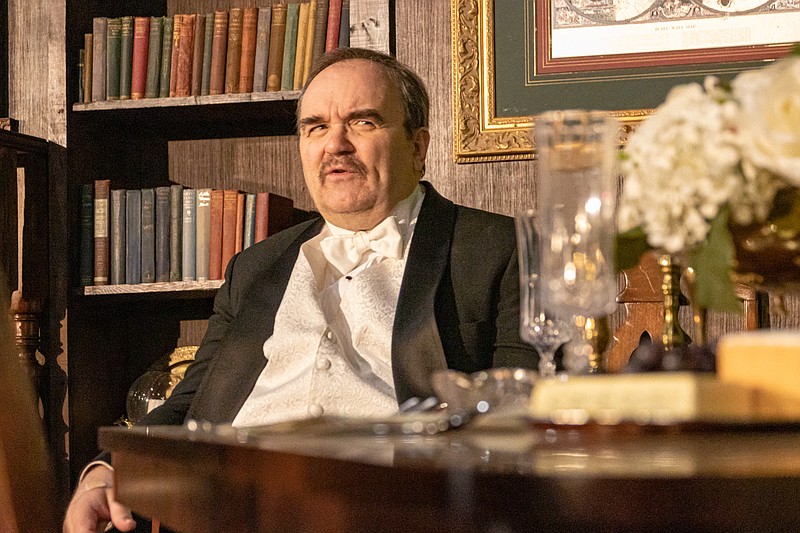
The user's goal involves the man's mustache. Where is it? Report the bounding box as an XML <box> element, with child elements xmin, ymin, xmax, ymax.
<box><xmin>319</xmin><ymin>155</ymin><xmax>368</xmax><ymax>180</ymax></box>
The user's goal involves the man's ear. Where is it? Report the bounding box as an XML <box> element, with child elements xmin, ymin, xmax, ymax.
<box><xmin>412</xmin><ymin>127</ymin><xmax>430</xmax><ymax>173</ymax></box>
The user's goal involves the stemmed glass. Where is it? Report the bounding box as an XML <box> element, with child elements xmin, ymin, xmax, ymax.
<box><xmin>515</xmin><ymin>210</ymin><xmax>575</xmax><ymax>379</ymax></box>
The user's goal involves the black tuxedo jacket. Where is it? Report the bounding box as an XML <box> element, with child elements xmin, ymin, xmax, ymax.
<box><xmin>141</xmin><ymin>182</ymin><xmax>537</xmax><ymax>426</ymax></box>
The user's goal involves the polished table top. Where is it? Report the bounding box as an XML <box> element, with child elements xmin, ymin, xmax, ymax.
<box><xmin>100</xmin><ymin>416</ymin><xmax>800</xmax><ymax>532</ymax></box>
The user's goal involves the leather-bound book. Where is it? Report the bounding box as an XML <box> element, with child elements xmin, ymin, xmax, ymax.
<box><xmin>169</xmin><ymin>14</ymin><xmax>183</xmax><ymax>97</ymax></box>
<box><xmin>125</xmin><ymin>189</ymin><xmax>142</xmax><ymax>284</ymax></box>
<box><xmin>243</xmin><ymin>193</ymin><xmax>256</xmax><ymax>250</ymax></box>
<box><xmin>311</xmin><ymin>0</ymin><xmax>329</xmax><ymax>66</ymax></box>
<box><xmin>109</xmin><ymin>188</ymin><xmax>126</xmax><ymax>285</ymax></box>
<box><xmin>119</xmin><ymin>16</ymin><xmax>134</xmax><ymax>99</ymax></box>
<box><xmin>338</xmin><ymin>0</ymin><xmax>349</xmax><ymax>48</ymax></box>
<box><xmin>280</xmin><ymin>2</ymin><xmax>300</xmax><ymax>91</ymax></box>
<box><xmin>325</xmin><ymin>0</ymin><xmax>342</xmax><ymax>52</ymax></box>
<box><xmin>141</xmin><ymin>188</ymin><xmax>156</xmax><ymax>283</ymax></box>
<box><xmin>155</xmin><ymin>186</ymin><xmax>171</xmax><ymax>283</ymax></box>
<box><xmin>255</xmin><ymin>192</ymin><xmax>295</xmax><ymax>243</ymax></box>
<box><xmin>235</xmin><ymin>191</ymin><xmax>245</xmax><ymax>254</ymax></box>
<box><xmin>190</xmin><ymin>13</ymin><xmax>206</xmax><ymax>96</ymax></box>
<box><xmin>158</xmin><ymin>17</ymin><xmax>174</xmax><ymax>98</ymax></box>
<box><xmin>105</xmin><ymin>18</ymin><xmax>121</xmax><ymax>100</ymax></box>
<box><xmin>79</xmin><ymin>183</ymin><xmax>94</xmax><ymax>286</ymax></box>
<box><xmin>208</xmin><ymin>189</ymin><xmax>224</xmax><ymax>281</ymax></box>
<box><xmin>144</xmin><ymin>16</ymin><xmax>163</xmax><ymax>98</ymax></box>
<box><xmin>91</xmin><ymin>17</ymin><xmax>108</xmax><ymax>101</ymax></box>
<box><xmin>238</xmin><ymin>7</ymin><xmax>259</xmax><ymax>93</ymax></box>
<box><xmin>294</xmin><ymin>1</ymin><xmax>311</xmax><ymax>89</ymax></box>
<box><xmin>220</xmin><ymin>189</ymin><xmax>239</xmax><ymax>277</ymax></box>
<box><xmin>224</xmin><ymin>8</ymin><xmax>244</xmax><ymax>94</ymax></box>
<box><xmin>252</xmin><ymin>7</ymin><xmax>272</xmax><ymax>92</ymax></box>
<box><xmin>175</xmin><ymin>13</ymin><xmax>196</xmax><ymax>97</ymax></box>
<box><xmin>208</xmin><ymin>10</ymin><xmax>228</xmax><ymax>95</ymax></box>
<box><xmin>169</xmin><ymin>184</ymin><xmax>184</xmax><ymax>282</ymax></box>
<box><xmin>200</xmin><ymin>13</ymin><xmax>214</xmax><ymax>95</ymax></box>
<box><xmin>93</xmin><ymin>179</ymin><xmax>110</xmax><ymax>285</ymax></box>
<box><xmin>195</xmin><ymin>188</ymin><xmax>211</xmax><ymax>282</ymax></box>
<box><xmin>266</xmin><ymin>3</ymin><xmax>287</xmax><ymax>91</ymax></box>
<box><xmin>78</xmin><ymin>48</ymin><xmax>85</xmax><ymax>102</ymax></box>
<box><xmin>301</xmin><ymin>0</ymin><xmax>317</xmax><ymax>86</ymax></box>
<box><xmin>130</xmin><ymin>17</ymin><xmax>150</xmax><ymax>99</ymax></box>
<box><xmin>83</xmin><ymin>33</ymin><xmax>93</xmax><ymax>102</ymax></box>
<box><xmin>181</xmin><ymin>188</ymin><xmax>196</xmax><ymax>281</ymax></box>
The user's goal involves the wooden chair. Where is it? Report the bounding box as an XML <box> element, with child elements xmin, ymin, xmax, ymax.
<box><xmin>0</xmin><ymin>276</ymin><xmax>59</xmax><ymax>533</ymax></box>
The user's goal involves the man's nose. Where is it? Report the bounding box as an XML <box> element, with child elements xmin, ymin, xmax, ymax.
<box><xmin>324</xmin><ymin>124</ymin><xmax>355</xmax><ymax>154</ymax></box>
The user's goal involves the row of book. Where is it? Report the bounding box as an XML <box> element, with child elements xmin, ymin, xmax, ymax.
<box><xmin>79</xmin><ymin>0</ymin><xmax>350</xmax><ymax>103</ymax></box>
<box><xmin>81</xmin><ymin>180</ymin><xmax>295</xmax><ymax>287</ymax></box>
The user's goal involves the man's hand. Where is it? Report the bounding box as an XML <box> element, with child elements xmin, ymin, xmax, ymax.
<box><xmin>63</xmin><ymin>465</ymin><xmax>137</xmax><ymax>533</ymax></box>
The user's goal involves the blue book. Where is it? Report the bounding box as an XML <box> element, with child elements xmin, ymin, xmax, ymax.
<box><xmin>125</xmin><ymin>189</ymin><xmax>142</xmax><ymax>284</ymax></box>
<box><xmin>110</xmin><ymin>188</ymin><xmax>126</xmax><ymax>285</ymax></box>
<box><xmin>182</xmin><ymin>188</ymin><xmax>196</xmax><ymax>281</ymax></box>
<box><xmin>141</xmin><ymin>188</ymin><xmax>156</xmax><ymax>283</ymax></box>
<box><xmin>155</xmin><ymin>186</ymin><xmax>171</xmax><ymax>282</ymax></box>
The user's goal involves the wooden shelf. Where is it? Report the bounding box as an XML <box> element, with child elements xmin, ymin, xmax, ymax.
<box><xmin>72</xmin><ymin>90</ymin><xmax>301</xmax><ymax>112</ymax></box>
<box><xmin>81</xmin><ymin>280</ymin><xmax>223</xmax><ymax>296</ymax></box>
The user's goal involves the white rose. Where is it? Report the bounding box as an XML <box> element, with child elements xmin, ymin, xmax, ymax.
<box><xmin>733</xmin><ymin>56</ymin><xmax>800</xmax><ymax>186</ymax></box>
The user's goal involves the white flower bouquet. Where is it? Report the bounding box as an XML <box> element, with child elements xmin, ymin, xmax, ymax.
<box><xmin>617</xmin><ymin>47</ymin><xmax>800</xmax><ymax>312</ymax></box>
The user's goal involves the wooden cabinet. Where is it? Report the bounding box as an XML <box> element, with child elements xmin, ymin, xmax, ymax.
<box><xmin>65</xmin><ymin>0</ymin><xmax>307</xmax><ymax>484</ymax></box>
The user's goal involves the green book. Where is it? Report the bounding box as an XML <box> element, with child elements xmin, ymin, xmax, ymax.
<box><xmin>119</xmin><ymin>16</ymin><xmax>134</xmax><ymax>99</ymax></box>
<box><xmin>105</xmin><ymin>18</ymin><xmax>121</xmax><ymax>100</ymax></box>
<box><xmin>159</xmin><ymin>17</ymin><xmax>174</xmax><ymax>98</ymax></box>
<box><xmin>200</xmin><ymin>13</ymin><xmax>214</xmax><ymax>95</ymax></box>
<box><xmin>79</xmin><ymin>183</ymin><xmax>94</xmax><ymax>286</ymax></box>
<box><xmin>280</xmin><ymin>2</ymin><xmax>300</xmax><ymax>91</ymax></box>
<box><xmin>145</xmin><ymin>16</ymin><xmax>164</xmax><ymax>98</ymax></box>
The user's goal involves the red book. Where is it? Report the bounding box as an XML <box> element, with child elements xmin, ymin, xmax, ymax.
<box><xmin>175</xmin><ymin>13</ymin><xmax>196</xmax><ymax>97</ymax></box>
<box><xmin>235</xmin><ymin>192</ymin><xmax>245</xmax><ymax>254</ymax></box>
<box><xmin>255</xmin><ymin>192</ymin><xmax>295</xmax><ymax>244</ymax></box>
<box><xmin>221</xmin><ymin>190</ymin><xmax>239</xmax><ymax>276</ymax></box>
<box><xmin>209</xmin><ymin>189</ymin><xmax>224</xmax><ymax>281</ymax></box>
<box><xmin>130</xmin><ymin>17</ymin><xmax>150</xmax><ymax>99</ymax></box>
<box><xmin>325</xmin><ymin>0</ymin><xmax>342</xmax><ymax>52</ymax></box>
<box><xmin>238</xmin><ymin>7</ymin><xmax>259</xmax><ymax>93</ymax></box>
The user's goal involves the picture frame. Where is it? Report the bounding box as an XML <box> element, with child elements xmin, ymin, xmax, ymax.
<box><xmin>451</xmin><ymin>0</ymin><xmax>800</xmax><ymax>163</ymax></box>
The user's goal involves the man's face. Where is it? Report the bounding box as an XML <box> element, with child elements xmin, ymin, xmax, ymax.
<box><xmin>297</xmin><ymin>59</ymin><xmax>430</xmax><ymax>230</ymax></box>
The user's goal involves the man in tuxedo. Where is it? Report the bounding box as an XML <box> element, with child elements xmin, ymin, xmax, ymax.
<box><xmin>64</xmin><ymin>47</ymin><xmax>537</xmax><ymax>532</ymax></box>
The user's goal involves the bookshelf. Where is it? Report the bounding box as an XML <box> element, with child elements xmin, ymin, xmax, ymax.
<box><xmin>65</xmin><ymin>0</ymin><xmax>309</xmax><ymax>485</ymax></box>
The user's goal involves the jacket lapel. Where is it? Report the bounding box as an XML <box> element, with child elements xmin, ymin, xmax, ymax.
<box><xmin>391</xmin><ymin>182</ymin><xmax>455</xmax><ymax>402</ymax></box>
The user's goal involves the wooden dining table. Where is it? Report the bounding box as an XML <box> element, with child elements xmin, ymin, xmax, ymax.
<box><xmin>99</xmin><ymin>416</ymin><xmax>800</xmax><ymax>532</ymax></box>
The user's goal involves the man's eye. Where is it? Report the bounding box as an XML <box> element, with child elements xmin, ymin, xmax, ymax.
<box><xmin>305</xmin><ymin>124</ymin><xmax>326</xmax><ymax>135</ymax></box>
<box><xmin>352</xmin><ymin>119</ymin><xmax>376</xmax><ymax>129</ymax></box>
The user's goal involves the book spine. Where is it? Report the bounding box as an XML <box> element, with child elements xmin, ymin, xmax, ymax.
<box><xmin>79</xmin><ymin>48</ymin><xmax>85</xmax><ymax>102</ymax></box>
<box><xmin>79</xmin><ymin>183</ymin><xmax>94</xmax><ymax>286</ymax></box>
<box><xmin>155</xmin><ymin>186</ymin><xmax>171</xmax><ymax>282</ymax></box>
<box><xmin>266</xmin><ymin>4</ymin><xmax>287</xmax><ymax>91</ymax></box>
<box><xmin>200</xmin><ymin>13</ymin><xmax>214</xmax><ymax>95</ymax></box>
<box><xmin>252</xmin><ymin>7</ymin><xmax>272</xmax><ymax>93</ymax></box>
<box><xmin>280</xmin><ymin>3</ymin><xmax>300</xmax><ymax>92</ymax></box>
<box><xmin>325</xmin><ymin>0</ymin><xmax>342</xmax><ymax>52</ymax></box>
<box><xmin>238</xmin><ymin>7</ymin><xmax>259</xmax><ymax>93</ymax></box>
<box><xmin>235</xmin><ymin>191</ymin><xmax>245</xmax><ymax>254</ymax></box>
<box><xmin>209</xmin><ymin>11</ymin><xmax>228</xmax><ymax>95</ymax></box>
<box><xmin>125</xmin><ymin>189</ymin><xmax>142</xmax><ymax>284</ymax></box>
<box><xmin>254</xmin><ymin>192</ymin><xmax>268</xmax><ymax>243</ymax></box>
<box><xmin>220</xmin><ymin>189</ymin><xmax>239</xmax><ymax>277</ymax></box>
<box><xmin>106</xmin><ymin>18</ymin><xmax>121</xmax><ymax>101</ymax></box>
<box><xmin>92</xmin><ymin>17</ymin><xmax>108</xmax><ymax>101</ymax></box>
<box><xmin>158</xmin><ymin>17</ymin><xmax>174</xmax><ymax>98</ymax></box>
<box><xmin>338</xmin><ymin>0</ymin><xmax>349</xmax><ymax>48</ymax></box>
<box><xmin>175</xmin><ymin>13</ymin><xmax>196</xmax><ymax>97</ymax></box>
<box><xmin>182</xmin><ymin>188</ymin><xmax>196</xmax><ymax>281</ymax></box>
<box><xmin>190</xmin><ymin>13</ymin><xmax>207</xmax><ymax>96</ymax></box>
<box><xmin>243</xmin><ymin>193</ymin><xmax>256</xmax><ymax>250</ymax></box>
<box><xmin>311</xmin><ymin>0</ymin><xmax>329</xmax><ymax>66</ymax></box>
<box><xmin>195</xmin><ymin>188</ymin><xmax>211</xmax><ymax>282</ymax></box>
<box><xmin>109</xmin><ymin>188</ymin><xmax>127</xmax><ymax>285</ymax></box>
<box><xmin>130</xmin><ymin>17</ymin><xmax>150</xmax><ymax>99</ymax></box>
<box><xmin>224</xmin><ymin>8</ymin><xmax>244</xmax><ymax>94</ymax></box>
<box><xmin>208</xmin><ymin>189</ymin><xmax>224</xmax><ymax>281</ymax></box>
<box><xmin>169</xmin><ymin>14</ymin><xmax>183</xmax><ymax>97</ymax></box>
<box><xmin>293</xmin><ymin>2</ymin><xmax>310</xmax><ymax>90</ymax></box>
<box><xmin>145</xmin><ymin>17</ymin><xmax>164</xmax><ymax>98</ymax></box>
<box><xmin>119</xmin><ymin>16</ymin><xmax>133</xmax><ymax>100</ymax></box>
<box><xmin>301</xmin><ymin>0</ymin><xmax>317</xmax><ymax>87</ymax></box>
<box><xmin>83</xmin><ymin>33</ymin><xmax>93</xmax><ymax>102</ymax></box>
<box><xmin>169</xmin><ymin>184</ymin><xmax>184</xmax><ymax>282</ymax></box>
<box><xmin>93</xmin><ymin>179</ymin><xmax>110</xmax><ymax>285</ymax></box>
<box><xmin>141</xmin><ymin>188</ymin><xmax>156</xmax><ymax>283</ymax></box>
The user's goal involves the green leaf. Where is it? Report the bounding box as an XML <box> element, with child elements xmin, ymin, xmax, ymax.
<box><xmin>615</xmin><ymin>226</ymin><xmax>652</xmax><ymax>272</ymax></box>
<box><xmin>690</xmin><ymin>208</ymin><xmax>741</xmax><ymax>313</ymax></box>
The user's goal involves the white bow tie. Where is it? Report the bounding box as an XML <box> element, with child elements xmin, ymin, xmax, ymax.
<box><xmin>320</xmin><ymin>216</ymin><xmax>404</xmax><ymax>274</ymax></box>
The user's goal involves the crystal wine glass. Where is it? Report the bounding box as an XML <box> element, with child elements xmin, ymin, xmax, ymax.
<box><xmin>515</xmin><ymin>210</ymin><xmax>575</xmax><ymax>378</ymax></box>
